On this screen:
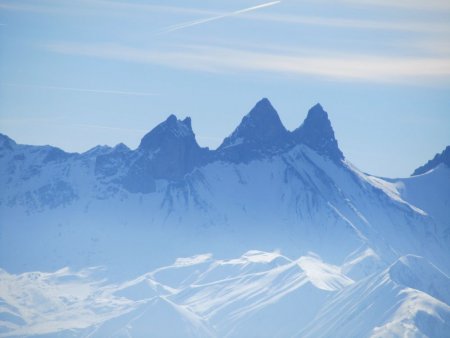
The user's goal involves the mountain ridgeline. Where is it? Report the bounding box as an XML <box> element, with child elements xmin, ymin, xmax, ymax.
<box><xmin>413</xmin><ymin>146</ymin><xmax>450</xmax><ymax>176</ymax></box>
<box><xmin>131</xmin><ymin>98</ymin><xmax>344</xmax><ymax>185</ymax></box>
<box><xmin>1</xmin><ymin>98</ymin><xmax>450</xmax><ymax>337</ymax></box>
<box><xmin>0</xmin><ymin>99</ymin><xmax>344</xmax><ymax>194</ymax></box>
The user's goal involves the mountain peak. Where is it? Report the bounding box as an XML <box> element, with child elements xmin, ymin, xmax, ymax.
<box><xmin>218</xmin><ymin>98</ymin><xmax>289</xmax><ymax>159</ymax></box>
<box><xmin>139</xmin><ymin>114</ymin><xmax>195</xmax><ymax>151</ymax></box>
<box><xmin>134</xmin><ymin>115</ymin><xmax>209</xmax><ymax>181</ymax></box>
<box><xmin>182</xmin><ymin>116</ymin><xmax>192</xmax><ymax>129</ymax></box>
<box><xmin>250</xmin><ymin>97</ymin><xmax>273</xmax><ymax>113</ymax></box>
<box><xmin>412</xmin><ymin>146</ymin><xmax>450</xmax><ymax>176</ymax></box>
<box><xmin>292</xmin><ymin>103</ymin><xmax>343</xmax><ymax>161</ymax></box>
<box><xmin>308</xmin><ymin>103</ymin><xmax>326</xmax><ymax>117</ymax></box>
<box><xmin>237</xmin><ymin>98</ymin><xmax>282</xmax><ymax>129</ymax></box>
<box><xmin>304</xmin><ymin>103</ymin><xmax>330</xmax><ymax>126</ymax></box>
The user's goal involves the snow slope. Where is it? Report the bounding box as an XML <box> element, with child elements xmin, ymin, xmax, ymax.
<box><xmin>1</xmin><ymin>252</ymin><xmax>448</xmax><ymax>338</ymax></box>
<box><xmin>0</xmin><ymin>251</ymin><xmax>351</xmax><ymax>337</ymax></box>
<box><xmin>298</xmin><ymin>255</ymin><xmax>450</xmax><ymax>338</ymax></box>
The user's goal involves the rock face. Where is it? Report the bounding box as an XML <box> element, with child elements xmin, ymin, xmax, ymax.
<box><xmin>87</xmin><ymin>98</ymin><xmax>346</xmax><ymax>192</ymax></box>
<box><xmin>291</xmin><ymin>103</ymin><xmax>344</xmax><ymax>162</ymax></box>
<box><xmin>0</xmin><ymin>133</ymin><xmax>16</xmax><ymax>153</ymax></box>
<box><xmin>218</xmin><ymin>98</ymin><xmax>290</xmax><ymax>162</ymax></box>
<box><xmin>217</xmin><ymin>99</ymin><xmax>344</xmax><ymax>163</ymax></box>
<box><xmin>137</xmin><ymin>115</ymin><xmax>211</xmax><ymax>180</ymax></box>
<box><xmin>0</xmin><ymin>99</ymin><xmax>345</xmax><ymax>196</ymax></box>
<box><xmin>413</xmin><ymin>145</ymin><xmax>450</xmax><ymax>176</ymax></box>
<box><xmin>93</xmin><ymin>115</ymin><xmax>212</xmax><ymax>193</ymax></box>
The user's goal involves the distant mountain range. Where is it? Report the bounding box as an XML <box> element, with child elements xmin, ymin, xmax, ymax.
<box><xmin>413</xmin><ymin>145</ymin><xmax>450</xmax><ymax>176</ymax></box>
<box><xmin>0</xmin><ymin>99</ymin><xmax>449</xmax><ymax>337</ymax></box>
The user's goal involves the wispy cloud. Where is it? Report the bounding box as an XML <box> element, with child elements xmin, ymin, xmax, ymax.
<box><xmin>0</xmin><ymin>1</ymin><xmax>66</xmax><ymax>14</ymax></box>
<box><xmin>158</xmin><ymin>1</ymin><xmax>281</xmax><ymax>34</ymax></box>
<box><xmin>45</xmin><ymin>42</ymin><xmax>450</xmax><ymax>83</ymax></box>
<box><xmin>2</xmin><ymin>0</ymin><xmax>446</xmax><ymax>35</ymax></box>
<box><xmin>0</xmin><ymin>0</ymin><xmax>216</xmax><ymax>16</ymax></box>
<box><xmin>1</xmin><ymin>83</ymin><xmax>158</xmax><ymax>97</ymax></box>
<box><xmin>88</xmin><ymin>0</ymin><xmax>218</xmax><ymax>16</ymax></box>
<box><xmin>339</xmin><ymin>0</ymin><xmax>450</xmax><ymax>11</ymax></box>
<box><xmin>248</xmin><ymin>13</ymin><xmax>450</xmax><ymax>34</ymax></box>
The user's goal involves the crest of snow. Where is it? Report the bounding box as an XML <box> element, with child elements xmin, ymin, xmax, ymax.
<box><xmin>346</xmin><ymin>161</ymin><xmax>427</xmax><ymax>215</ymax></box>
<box><xmin>344</xmin><ymin>247</ymin><xmax>379</xmax><ymax>267</ymax></box>
<box><xmin>221</xmin><ymin>250</ymin><xmax>284</xmax><ymax>265</ymax></box>
<box><xmin>341</xmin><ymin>247</ymin><xmax>385</xmax><ymax>279</ymax></box>
<box><xmin>370</xmin><ymin>289</ymin><xmax>450</xmax><ymax>338</ymax></box>
<box><xmin>297</xmin><ymin>255</ymin><xmax>354</xmax><ymax>291</ymax></box>
<box><xmin>243</xmin><ymin>250</ymin><xmax>283</xmax><ymax>263</ymax></box>
<box><xmin>173</xmin><ymin>253</ymin><xmax>213</xmax><ymax>267</ymax></box>
<box><xmin>298</xmin><ymin>255</ymin><xmax>450</xmax><ymax>338</ymax></box>
<box><xmin>0</xmin><ymin>267</ymin><xmax>136</xmax><ymax>336</ymax></box>
<box><xmin>392</xmin><ymin>164</ymin><xmax>450</xmax><ymax>230</ymax></box>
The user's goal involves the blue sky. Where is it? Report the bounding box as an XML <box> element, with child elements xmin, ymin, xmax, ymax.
<box><xmin>0</xmin><ymin>0</ymin><xmax>449</xmax><ymax>177</ymax></box>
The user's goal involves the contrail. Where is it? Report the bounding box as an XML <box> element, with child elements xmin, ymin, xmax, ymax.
<box><xmin>1</xmin><ymin>83</ymin><xmax>158</xmax><ymax>97</ymax></box>
<box><xmin>159</xmin><ymin>1</ymin><xmax>281</xmax><ymax>34</ymax></box>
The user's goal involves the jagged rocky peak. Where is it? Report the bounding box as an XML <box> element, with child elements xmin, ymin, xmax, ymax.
<box><xmin>219</xmin><ymin>98</ymin><xmax>289</xmax><ymax>153</ymax></box>
<box><xmin>134</xmin><ymin>114</ymin><xmax>209</xmax><ymax>181</ymax></box>
<box><xmin>139</xmin><ymin>114</ymin><xmax>196</xmax><ymax>151</ymax></box>
<box><xmin>412</xmin><ymin>145</ymin><xmax>450</xmax><ymax>176</ymax></box>
<box><xmin>292</xmin><ymin>103</ymin><xmax>344</xmax><ymax>162</ymax></box>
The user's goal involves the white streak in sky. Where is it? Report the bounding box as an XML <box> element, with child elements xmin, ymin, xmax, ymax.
<box><xmin>1</xmin><ymin>83</ymin><xmax>158</xmax><ymax>97</ymax></box>
<box><xmin>45</xmin><ymin>42</ymin><xmax>450</xmax><ymax>83</ymax></box>
<box><xmin>159</xmin><ymin>1</ymin><xmax>281</xmax><ymax>34</ymax></box>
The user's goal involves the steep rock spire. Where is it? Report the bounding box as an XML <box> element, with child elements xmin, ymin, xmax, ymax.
<box><xmin>139</xmin><ymin>115</ymin><xmax>195</xmax><ymax>151</ymax></box>
<box><xmin>291</xmin><ymin>103</ymin><xmax>344</xmax><ymax>161</ymax></box>
<box><xmin>132</xmin><ymin>115</ymin><xmax>210</xmax><ymax>181</ymax></box>
<box><xmin>218</xmin><ymin>98</ymin><xmax>289</xmax><ymax>161</ymax></box>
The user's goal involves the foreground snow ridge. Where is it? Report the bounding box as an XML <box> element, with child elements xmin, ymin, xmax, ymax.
<box><xmin>1</xmin><ymin>251</ymin><xmax>449</xmax><ymax>338</ymax></box>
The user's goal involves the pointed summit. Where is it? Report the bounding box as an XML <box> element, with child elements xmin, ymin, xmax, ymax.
<box><xmin>218</xmin><ymin>98</ymin><xmax>289</xmax><ymax>161</ymax></box>
<box><xmin>246</xmin><ymin>97</ymin><xmax>279</xmax><ymax>121</ymax></box>
<box><xmin>292</xmin><ymin>103</ymin><xmax>343</xmax><ymax>161</ymax></box>
<box><xmin>135</xmin><ymin>115</ymin><xmax>210</xmax><ymax>180</ymax></box>
<box><xmin>139</xmin><ymin>114</ymin><xmax>195</xmax><ymax>151</ymax></box>
<box><xmin>412</xmin><ymin>146</ymin><xmax>450</xmax><ymax>176</ymax></box>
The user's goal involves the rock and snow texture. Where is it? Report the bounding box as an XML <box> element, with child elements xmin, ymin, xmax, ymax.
<box><xmin>298</xmin><ymin>255</ymin><xmax>450</xmax><ymax>338</ymax></box>
<box><xmin>0</xmin><ymin>99</ymin><xmax>449</xmax><ymax>337</ymax></box>
<box><xmin>0</xmin><ymin>252</ymin><xmax>448</xmax><ymax>338</ymax></box>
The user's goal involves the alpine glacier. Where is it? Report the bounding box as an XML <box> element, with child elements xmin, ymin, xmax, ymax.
<box><xmin>0</xmin><ymin>99</ymin><xmax>449</xmax><ymax>337</ymax></box>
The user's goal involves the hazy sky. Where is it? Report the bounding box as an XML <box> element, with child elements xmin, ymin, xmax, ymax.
<box><xmin>0</xmin><ymin>0</ymin><xmax>449</xmax><ymax>177</ymax></box>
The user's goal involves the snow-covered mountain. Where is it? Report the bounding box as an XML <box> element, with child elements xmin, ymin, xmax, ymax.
<box><xmin>0</xmin><ymin>99</ymin><xmax>449</xmax><ymax>337</ymax></box>
<box><xmin>1</xmin><ymin>251</ymin><xmax>449</xmax><ymax>337</ymax></box>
